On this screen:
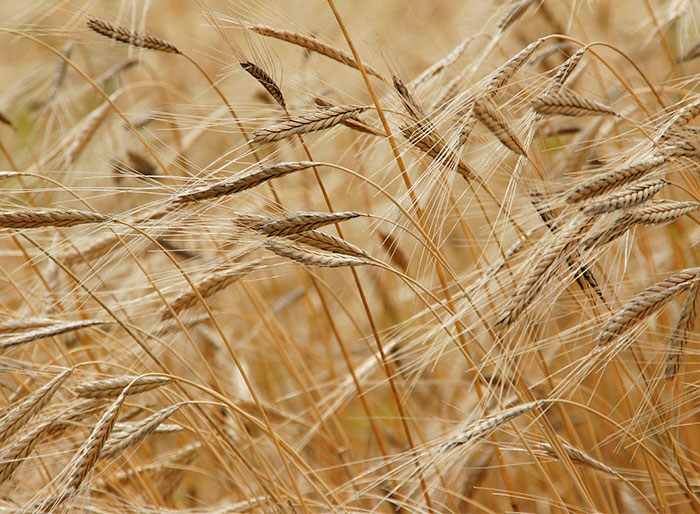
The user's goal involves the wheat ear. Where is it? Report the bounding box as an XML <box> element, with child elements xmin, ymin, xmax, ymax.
<box><xmin>173</xmin><ymin>161</ymin><xmax>318</xmax><ymax>204</ymax></box>
<box><xmin>473</xmin><ymin>99</ymin><xmax>526</xmax><ymax>155</ymax></box>
<box><xmin>249</xmin><ymin>24</ymin><xmax>383</xmax><ymax>79</ymax></box>
<box><xmin>441</xmin><ymin>401</ymin><xmax>542</xmax><ymax>451</ymax></box>
<box><xmin>597</xmin><ymin>267</ymin><xmax>700</xmax><ymax>346</ymax></box>
<box><xmin>100</xmin><ymin>403</ymin><xmax>185</xmax><ymax>459</ymax></box>
<box><xmin>582</xmin><ymin>179</ymin><xmax>668</xmax><ymax>216</ymax></box>
<box><xmin>265</xmin><ymin>239</ymin><xmax>372</xmax><ymax>268</ymax></box>
<box><xmin>255</xmin><ymin>211</ymin><xmax>364</xmax><ymax>237</ymax></box>
<box><xmin>0</xmin><ymin>320</ymin><xmax>107</xmax><ymax>352</ymax></box>
<box><xmin>0</xmin><ymin>417</ymin><xmax>55</xmax><ymax>485</ymax></box>
<box><xmin>64</xmin><ymin>387</ymin><xmax>129</xmax><ymax>494</ymax></box>
<box><xmin>288</xmin><ymin>230</ymin><xmax>369</xmax><ymax>259</ymax></box>
<box><xmin>160</xmin><ymin>261</ymin><xmax>259</xmax><ymax>320</ymax></box>
<box><xmin>486</xmin><ymin>38</ymin><xmax>544</xmax><ymax>95</ymax></box>
<box><xmin>0</xmin><ymin>209</ymin><xmax>109</xmax><ymax>229</ymax></box>
<box><xmin>531</xmin><ymin>92</ymin><xmax>618</xmax><ymax>117</ymax></box>
<box><xmin>240</xmin><ymin>61</ymin><xmax>286</xmax><ymax>109</ymax></box>
<box><xmin>664</xmin><ymin>282</ymin><xmax>699</xmax><ymax>378</ymax></box>
<box><xmin>87</xmin><ymin>19</ymin><xmax>181</xmax><ymax>53</ymax></box>
<box><xmin>677</xmin><ymin>41</ymin><xmax>700</xmax><ymax>63</ymax></box>
<box><xmin>73</xmin><ymin>375</ymin><xmax>171</xmax><ymax>399</ymax></box>
<box><xmin>566</xmin><ymin>156</ymin><xmax>667</xmax><ymax>204</ymax></box>
<box><xmin>498</xmin><ymin>0</ymin><xmax>536</xmax><ymax>31</ymax></box>
<box><xmin>0</xmin><ymin>368</ymin><xmax>72</xmax><ymax>442</ymax></box>
<box><xmin>251</xmin><ymin>105</ymin><xmax>366</xmax><ymax>143</ymax></box>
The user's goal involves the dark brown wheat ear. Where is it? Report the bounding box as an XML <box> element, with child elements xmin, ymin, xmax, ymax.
<box><xmin>87</xmin><ymin>19</ymin><xmax>181</xmax><ymax>53</ymax></box>
<box><xmin>240</xmin><ymin>61</ymin><xmax>286</xmax><ymax>108</ymax></box>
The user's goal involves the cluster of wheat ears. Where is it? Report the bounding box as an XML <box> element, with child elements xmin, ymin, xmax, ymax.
<box><xmin>1</xmin><ymin>0</ymin><xmax>700</xmax><ymax>512</ymax></box>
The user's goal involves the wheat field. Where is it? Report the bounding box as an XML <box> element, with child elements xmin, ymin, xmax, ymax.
<box><xmin>1</xmin><ymin>0</ymin><xmax>700</xmax><ymax>512</ymax></box>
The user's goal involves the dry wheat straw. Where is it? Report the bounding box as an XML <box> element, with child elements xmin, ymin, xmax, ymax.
<box><xmin>255</xmin><ymin>211</ymin><xmax>364</xmax><ymax>237</ymax></box>
<box><xmin>485</xmin><ymin>38</ymin><xmax>544</xmax><ymax>95</ymax></box>
<box><xmin>87</xmin><ymin>19</ymin><xmax>181</xmax><ymax>53</ymax></box>
<box><xmin>582</xmin><ymin>179</ymin><xmax>668</xmax><ymax>215</ymax></box>
<box><xmin>160</xmin><ymin>261</ymin><xmax>258</xmax><ymax>320</ymax></box>
<box><xmin>249</xmin><ymin>24</ymin><xmax>383</xmax><ymax>78</ymax></box>
<box><xmin>532</xmin><ymin>93</ymin><xmax>618</xmax><ymax>117</ymax></box>
<box><xmin>240</xmin><ymin>61</ymin><xmax>286</xmax><ymax>109</ymax></box>
<box><xmin>441</xmin><ymin>401</ymin><xmax>542</xmax><ymax>451</ymax></box>
<box><xmin>174</xmin><ymin>161</ymin><xmax>318</xmax><ymax>204</ymax></box>
<box><xmin>664</xmin><ymin>282</ymin><xmax>699</xmax><ymax>378</ymax></box>
<box><xmin>64</xmin><ymin>99</ymin><xmax>113</xmax><ymax>165</ymax></box>
<box><xmin>598</xmin><ymin>267</ymin><xmax>700</xmax><ymax>346</ymax></box>
<box><xmin>265</xmin><ymin>239</ymin><xmax>371</xmax><ymax>268</ymax></box>
<box><xmin>498</xmin><ymin>0</ymin><xmax>536</xmax><ymax>31</ymax></box>
<box><xmin>251</xmin><ymin>105</ymin><xmax>366</xmax><ymax>143</ymax></box>
<box><xmin>566</xmin><ymin>156</ymin><xmax>667</xmax><ymax>204</ymax></box>
<box><xmin>100</xmin><ymin>403</ymin><xmax>184</xmax><ymax>459</ymax></box>
<box><xmin>0</xmin><ymin>208</ymin><xmax>108</xmax><ymax>229</ymax></box>
<box><xmin>473</xmin><ymin>99</ymin><xmax>526</xmax><ymax>155</ymax></box>
<box><xmin>0</xmin><ymin>368</ymin><xmax>72</xmax><ymax>442</ymax></box>
<box><xmin>73</xmin><ymin>375</ymin><xmax>171</xmax><ymax>399</ymax></box>
<box><xmin>0</xmin><ymin>417</ymin><xmax>55</xmax><ymax>484</ymax></box>
<box><xmin>0</xmin><ymin>320</ymin><xmax>107</xmax><ymax>351</ymax></box>
<box><xmin>289</xmin><ymin>230</ymin><xmax>369</xmax><ymax>259</ymax></box>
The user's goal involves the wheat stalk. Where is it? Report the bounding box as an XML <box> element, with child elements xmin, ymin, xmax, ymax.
<box><xmin>87</xmin><ymin>19</ymin><xmax>181</xmax><ymax>53</ymax></box>
<box><xmin>251</xmin><ymin>105</ymin><xmax>366</xmax><ymax>143</ymax></box>
<box><xmin>597</xmin><ymin>267</ymin><xmax>700</xmax><ymax>346</ymax></box>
